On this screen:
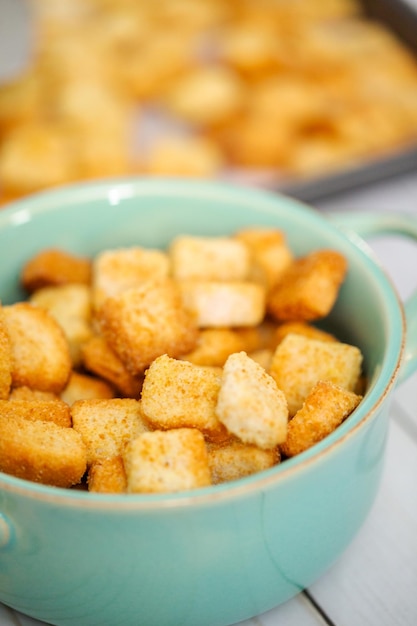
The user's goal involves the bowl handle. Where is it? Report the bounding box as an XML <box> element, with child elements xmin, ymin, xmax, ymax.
<box><xmin>329</xmin><ymin>211</ymin><xmax>417</xmax><ymax>384</ymax></box>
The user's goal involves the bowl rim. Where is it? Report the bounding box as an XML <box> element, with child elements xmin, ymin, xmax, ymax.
<box><xmin>0</xmin><ymin>177</ymin><xmax>406</xmax><ymax>509</ymax></box>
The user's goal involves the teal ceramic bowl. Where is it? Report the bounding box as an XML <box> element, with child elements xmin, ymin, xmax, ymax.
<box><xmin>0</xmin><ymin>178</ymin><xmax>416</xmax><ymax>626</ymax></box>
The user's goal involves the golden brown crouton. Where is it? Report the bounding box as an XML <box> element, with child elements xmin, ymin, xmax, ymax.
<box><xmin>141</xmin><ymin>354</ymin><xmax>226</xmax><ymax>441</ymax></box>
<box><xmin>0</xmin><ymin>414</ymin><xmax>87</xmax><ymax>487</ymax></box>
<box><xmin>270</xmin><ymin>333</ymin><xmax>363</xmax><ymax>416</ymax></box>
<box><xmin>9</xmin><ymin>386</ymin><xmax>59</xmax><ymax>402</ymax></box>
<box><xmin>3</xmin><ymin>302</ymin><xmax>72</xmax><ymax>393</ymax></box>
<box><xmin>97</xmin><ymin>280</ymin><xmax>198</xmax><ymax>375</ymax></box>
<box><xmin>80</xmin><ymin>335</ymin><xmax>142</xmax><ymax>398</ymax></box>
<box><xmin>30</xmin><ymin>283</ymin><xmax>93</xmax><ymax>367</ymax></box>
<box><xmin>169</xmin><ymin>235</ymin><xmax>250</xmax><ymax>281</ymax></box>
<box><xmin>0</xmin><ymin>306</ymin><xmax>12</xmax><ymax>400</ymax></box>
<box><xmin>87</xmin><ymin>456</ymin><xmax>127</xmax><ymax>493</ymax></box>
<box><xmin>280</xmin><ymin>380</ymin><xmax>362</xmax><ymax>457</ymax></box>
<box><xmin>21</xmin><ymin>248</ymin><xmax>92</xmax><ymax>293</ymax></box>
<box><xmin>247</xmin><ymin>348</ymin><xmax>273</xmax><ymax>370</ymax></box>
<box><xmin>267</xmin><ymin>249</ymin><xmax>348</xmax><ymax>322</ymax></box>
<box><xmin>1</xmin><ymin>398</ymin><xmax>72</xmax><ymax>428</ymax></box>
<box><xmin>179</xmin><ymin>327</ymin><xmax>254</xmax><ymax>367</ymax></box>
<box><xmin>71</xmin><ymin>398</ymin><xmax>149</xmax><ymax>466</ymax></box>
<box><xmin>234</xmin><ymin>227</ymin><xmax>293</xmax><ymax>289</ymax></box>
<box><xmin>61</xmin><ymin>371</ymin><xmax>115</xmax><ymax>406</ymax></box>
<box><xmin>208</xmin><ymin>440</ymin><xmax>279</xmax><ymax>484</ymax></box>
<box><xmin>216</xmin><ymin>351</ymin><xmax>288</xmax><ymax>449</ymax></box>
<box><xmin>273</xmin><ymin>321</ymin><xmax>337</xmax><ymax>347</ymax></box>
<box><xmin>92</xmin><ymin>246</ymin><xmax>170</xmax><ymax>311</ymax></box>
<box><xmin>179</xmin><ymin>280</ymin><xmax>266</xmax><ymax>328</ymax></box>
<box><xmin>124</xmin><ymin>428</ymin><xmax>211</xmax><ymax>494</ymax></box>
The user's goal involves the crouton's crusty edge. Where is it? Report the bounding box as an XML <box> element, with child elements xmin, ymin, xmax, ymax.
<box><xmin>21</xmin><ymin>248</ymin><xmax>92</xmax><ymax>293</ymax></box>
<box><xmin>280</xmin><ymin>380</ymin><xmax>362</xmax><ymax>457</ymax></box>
<box><xmin>208</xmin><ymin>440</ymin><xmax>279</xmax><ymax>484</ymax></box>
<box><xmin>0</xmin><ymin>398</ymin><xmax>72</xmax><ymax>428</ymax></box>
<box><xmin>88</xmin><ymin>456</ymin><xmax>127</xmax><ymax>493</ymax></box>
<box><xmin>0</xmin><ymin>414</ymin><xmax>87</xmax><ymax>487</ymax></box>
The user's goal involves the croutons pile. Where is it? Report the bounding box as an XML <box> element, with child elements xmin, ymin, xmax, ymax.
<box><xmin>0</xmin><ymin>227</ymin><xmax>364</xmax><ymax>494</ymax></box>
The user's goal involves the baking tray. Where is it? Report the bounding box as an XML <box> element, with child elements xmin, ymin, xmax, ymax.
<box><xmin>278</xmin><ymin>0</ymin><xmax>417</xmax><ymax>202</ymax></box>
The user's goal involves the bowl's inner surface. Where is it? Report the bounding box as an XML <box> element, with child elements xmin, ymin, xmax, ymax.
<box><xmin>0</xmin><ymin>179</ymin><xmax>403</xmax><ymax>495</ymax></box>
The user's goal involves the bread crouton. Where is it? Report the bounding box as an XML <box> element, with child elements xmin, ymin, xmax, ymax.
<box><xmin>3</xmin><ymin>302</ymin><xmax>72</xmax><ymax>393</ymax></box>
<box><xmin>280</xmin><ymin>380</ymin><xmax>362</xmax><ymax>457</ymax></box>
<box><xmin>21</xmin><ymin>248</ymin><xmax>92</xmax><ymax>293</ymax></box>
<box><xmin>273</xmin><ymin>321</ymin><xmax>337</xmax><ymax>347</ymax></box>
<box><xmin>80</xmin><ymin>335</ymin><xmax>142</xmax><ymax>398</ymax></box>
<box><xmin>30</xmin><ymin>283</ymin><xmax>93</xmax><ymax>367</ymax></box>
<box><xmin>71</xmin><ymin>398</ymin><xmax>149</xmax><ymax>466</ymax></box>
<box><xmin>141</xmin><ymin>354</ymin><xmax>226</xmax><ymax>441</ymax></box>
<box><xmin>179</xmin><ymin>327</ymin><xmax>257</xmax><ymax>367</ymax></box>
<box><xmin>216</xmin><ymin>351</ymin><xmax>288</xmax><ymax>449</ymax></box>
<box><xmin>208</xmin><ymin>441</ymin><xmax>279</xmax><ymax>484</ymax></box>
<box><xmin>247</xmin><ymin>348</ymin><xmax>273</xmax><ymax>370</ymax></box>
<box><xmin>234</xmin><ymin>227</ymin><xmax>293</xmax><ymax>289</ymax></box>
<box><xmin>97</xmin><ymin>280</ymin><xmax>198</xmax><ymax>375</ymax></box>
<box><xmin>169</xmin><ymin>235</ymin><xmax>250</xmax><ymax>281</ymax></box>
<box><xmin>0</xmin><ymin>414</ymin><xmax>87</xmax><ymax>487</ymax></box>
<box><xmin>0</xmin><ymin>306</ymin><xmax>12</xmax><ymax>399</ymax></box>
<box><xmin>270</xmin><ymin>333</ymin><xmax>363</xmax><ymax>416</ymax></box>
<box><xmin>124</xmin><ymin>428</ymin><xmax>211</xmax><ymax>494</ymax></box>
<box><xmin>9</xmin><ymin>386</ymin><xmax>59</xmax><ymax>402</ymax></box>
<box><xmin>92</xmin><ymin>246</ymin><xmax>170</xmax><ymax>311</ymax></box>
<box><xmin>267</xmin><ymin>249</ymin><xmax>347</xmax><ymax>321</ymax></box>
<box><xmin>61</xmin><ymin>371</ymin><xmax>115</xmax><ymax>406</ymax></box>
<box><xmin>179</xmin><ymin>280</ymin><xmax>265</xmax><ymax>327</ymax></box>
<box><xmin>87</xmin><ymin>455</ymin><xmax>127</xmax><ymax>493</ymax></box>
<box><xmin>0</xmin><ymin>398</ymin><xmax>72</xmax><ymax>427</ymax></box>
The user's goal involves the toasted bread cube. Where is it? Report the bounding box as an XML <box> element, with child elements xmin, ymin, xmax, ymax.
<box><xmin>273</xmin><ymin>321</ymin><xmax>337</xmax><ymax>347</ymax></box>
<box><xmin>61</xmin><ymin>371</ymin><xmax>115</xmax><ymax>406</ymax></box>
<box><xmin>141</xmin><ymin>354</ymin><xmax>226</xmax><ymax>441</ymax></box>
<box><xmin>280</xmin><ymin>381</ymin><xmax>362</xmax><ymax>457</ymax></box>
<box><xmin>247</xmin><ymin>348</ymin><xmax>273</xmax><ymax>371</ymax></box>
<box><xmin>180</xmin><ymin>328</ymin><xmax>254</xmax><ymax>367</ymax></box>
<box><xmin>97</xmin><ymin>280</ymin><xmax>198</xmax><ymax>375</ymax></box>
<box><xmin>87</xmin><ymin>456</ymin><xmax>127</xmax><ymax>493</ymax></box>
<box><xmin>146</xmin><ymin>135</ymin><xmax>224</xmax><ymax>178</ymax></box>
<box><xmin>270</xmin><ymin>333</ymin><xmax>363</xmax><ymax>416</ymax></box>
<box><xmin>92</xmin><ymin>247</ymin><xmax>170</xmax><ymax>311</ymax></box>
<box><xmin>267</xmin><ymin>249</ymin><xmax>347</xmax><ymax>321</ymax></box>
<box><xmin>0</xmin><ymin>306</ymin><xmax>12</xmax><ymax>399</ymax></box>
<box><xmin>1</xmin><ymin>398</ymin><xmax>72</xmax><ymax>428</ymax></box>
<box><xmin>81</xmin><ymin>335</ymin><xmax>142</xmax><ymax>398</ymax></box>
<box><xmin>179</xmin><ymin>280</ymin><xmax>265</xmax><ymax>328</ymax></box>
<box><xmin>71</xmin><ymin>398</ymin><xmax>149</xmax><ymax>466</ymax></box>
<box><xmin>21</xmin><ymin>248</ymin><xmax>92</xmax><ymax>293</ymax></box>
<box><xmin>3</xmin><ymin>302</ymin><xmax>72</xmax><ymax>393</ymax></box>
<box><xmin>216</xmin><ymin>352</ymin><xmax>288</xmax><ymax>449</ymax></box>
<box><xmin>9</xmin><ymin>386</ymin><xmax>59</xmax><ymax>402</ymax></box>
<box><xmin>0</xmin><ymin>415</ymin><xmax>87</xmax><ymax>487</ymax></box>
<box><xmin>208</xmin><ymin>441</ymin><xmax>279</xmax><ymax>484</ymax></box>
<box><xmin>124</xmin><ymin>428</ymin><xmax>211</xmax><ymax>494</ymax></box>
<box><xmin>30</xmin><ymin>283</ymin><xmax>93</xmax><ymax>367</ymax></box>
<box><xmin>169</xmin><ymin>235</ymin><xmax>250</xmax><ymax>281</ymax></box>
<box><xmin>234</xmin><ymin>227</ymin><xmax>293</xmax><ymax>289</ymax></box>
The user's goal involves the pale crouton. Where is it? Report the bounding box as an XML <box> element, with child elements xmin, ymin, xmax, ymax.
<box><xmin>0</xmin><ymin>398</ymin><xmax>72</xmax><ymax>428</ymax></box>
<box><xmin>21</xmin><ymin>248</ymin><xmax>92</xmax><ymax>293</ymax></box>
<box><xmin>80</xmin><ymin>335</ymin><xmax>142</xmax><ymax>398</ymax></box>
<box><xmin>71</xmin><ymin>398</ymin><xmax>149</xmax><ymax>466</ymax></box>
<box><xmin>280</xmin><ymin>380</ymin><xmax>362</xmax><ymax>457</ymax></box>
<box><xmin>273</xmin><ymin>321</ymin><xmax>337</xmax><ymax>347</ymax></box>
<box><xmin>179</xmin><ymin>327</ymin><xmax>254</xmax><ymax>367</ymax></box>
<box><xmin>267</xmin><ymin>249</ymin><xmax>348</xmax><ymax>321</ymax></box>
<box><xmin>124</xmin><ymin>428</ymin><xmax>211</xmax><ymax>494</ymax></box>
<box><xmin>3</xmin><ymin>302</ymin><xmax>72</xmax><ymax>393</ymax></box>
<box><xmin>270</xmin><ymin>333</ymin><xmax>363</xmax><ymax>416</ymax></box>
<box><xmin>61</xmin><ymin>371</ymin><xmax>115</xmax><ymax>406</ymax></box>
<box><xmin>97</xmin><ymin>280</ymin><xmax>198</xmax><ymax>375</ymax></box>
<box><xmin>30</xmin><ymin>283</ymin><xmax>93</xmax><ymax>367</ymax></box>
<box><xmin>169</xmin><ymin>235</ymin><xmax>250</xmax><ymax>281</ymax></box>
<box><xmin>216</xmin><ymin>351</ymin><xmax>288</xmax><ymax>449</ymax></box>
<box><xmin>179</xmin><ymin>280</ymin><xmax>265</xmax><ymax>327</ymax></box>
<box><xmin>141</xmin><ymin>354</ymin><xmax>227</xmax><ymax>441</ymax></box>
<box><xmin>208</xmin><ymin>441</ymin><xmax>279</xmax><ymax>484</ymax></box>
<box><xmin>0</xmin><ymin>306</ymin><xmax>12</xmax><ymax>399</ymax></box>
<box><xmin>234</xmin><ymin>227</ymin><xmax>293</xmax><ymax>289</ymax></box>
<box><xmin>92</xmin><ymin>246</ymin><xmax>170</xmax><ymax>311</ymax></box>
<box><xmin>0</xmin><ymin>414</ymin><xmax>87</xmax><ymax>487</ymax></box>
<box><xmin>87</xmin><ymin>456</ymin><xmax>127</xmax><ymax>493</ymax></box>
